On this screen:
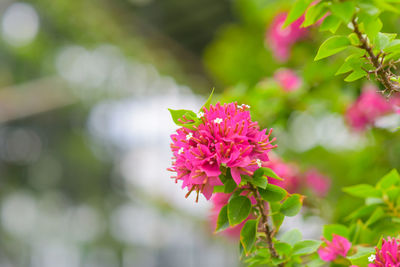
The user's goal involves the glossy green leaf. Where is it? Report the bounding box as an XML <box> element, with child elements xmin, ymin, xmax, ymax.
<box><xmin>377</xmin><ymin>169</ymin><xmax>400</xmax><ymax>189</ymax></box>
<box><xmin>330</xmin><ymin>1</ymin><xmax>355</xmax><ymax>22</ymax></box>
<box><xmin>228</xmin><ymin>196</ymin><xmax>252</xmax><ymax>226</ymax></box>
<box><xmin>259</xmin><ymin>184</ymin><xmax>287</xmax><ymax>202</ymax></box>
<box><xmin>284</xmin><ymin>0</ymin><xmax>314</xmax><ymax>27</ymax></box>
<box><xmin>279</xmin><ymin>229</ymin><xmax>302</xmax><ymax>246</ymax></box>
<box><xmin>302</xmin><ymin>2</ymin><xmax>328</xmax><ymax>27</ymax></box>
<box><xmin>261</xmin><ymin>167</ymin><xmax>283</xmax><ymax>181</ymax></box>
<box><xmin>240</xmin><ymin>219</ymin><xmax>258</xmax><ymax>254</ymax></box>
<box><xmin>280</xmin><ymin>194</ymin><xmax>302</xmax><ymax>217</ymax></box>
<box><xmin>292</xmin><ymin>240</ymin><xmax>322</xmax><ymax>256</ymax></box>
<box><xmin>251</xmin><ymin>168</ymin><xmax>268</xmax><ymax>189</ymax></box>
<box><xmin>343</xmin><ymin>184</ymin><xmax>382</xmax><ymax>198</ymax></box>
<box><xmin>315</xmin><ymin>36</ymin><xmax>350</xmax><ymax>60</ymax></box>
<box><xmin>319</xmin><ymin>15</ymin><xmax>342</xmax><ymax>33</ymax></box>
<box><xmin>215</xmin><ymin>205</ymin><xmax>230</xmax><ymax>232</ymax></box>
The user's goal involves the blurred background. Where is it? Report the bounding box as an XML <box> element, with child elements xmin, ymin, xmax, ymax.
<box><xmin>0</xmin><ymin>0</ymin><xmax>399</xmax><ymax>266</ymax></box>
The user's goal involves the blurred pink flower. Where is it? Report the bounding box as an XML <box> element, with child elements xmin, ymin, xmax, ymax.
<box><xmin>368</xmin><ymin>237</ymin><xmax>400</xmax><ymax>267</ymax></box>
<box><xmin>274</xmin><ymin>68</ymin><xmax>302</xmax><ymax>92</ymax></box>
<box><xmin>318</xmin><ymin>234</ymin><xmax>351</xmax><ymax>262</ymax></box>
<box><xmin>210</xmin><ymin>192</ymin><xmax>257</xmax><ymax>239</ymax></box>
<box><xmin>168</xmin><ymin>102</ymin><xmax>276</xmax><ymax>201</ymax></box>
<box><xmin>346</xmin><ymin>85</ymin><xmax>392</xmax><ymax>131</ymax></box>
<box><xmin>266</xmin><ymin>12</ymin><xmax>308</xmax><ymax>62</ymax></box>
<box><xmin>305</xmin><ymin>169</ymin><xmax>331</xmax><ymax>197</ymax></box>
<box><xmin>264</xmin><ymin>156</ymin><xmax>301</xmax><ymax>193</ymax></box>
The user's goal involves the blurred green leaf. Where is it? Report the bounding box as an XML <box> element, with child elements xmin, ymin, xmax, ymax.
<box><xmin>284</xmin><ymin>0</ymin><xmax>314</xmax><ymax>27</ymax></box>
<box><xmin>228</xmin><ymin>195</ymin><xmax>252</xmax><ymax>226</ymax></box>
<box><xmin>280</xmin><ymin>194</ymin><xmax>302</xmax><ymax>217</ymax></box>
<box><xmin>343</xmin><ymin>184</ymin><xmax>382</xmax><ymax>198</ymax></box>
<box><xmin>215</xmin><ymin>205</ymin><xmax>230</xmax><ymax>232</ymax></box>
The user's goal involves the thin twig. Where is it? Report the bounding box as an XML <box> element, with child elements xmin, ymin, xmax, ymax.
<box><xmin>249</xmin><ymin>185</ymin><xmax>284</xmax><ymax>266</ymax></box>
<box><xmin>351</xmin><ymin>18</ymin><xmax>400</xmax><ymax>94</ymax></box>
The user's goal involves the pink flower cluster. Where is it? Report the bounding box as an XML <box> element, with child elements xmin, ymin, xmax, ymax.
<box><xmin>274</xmin><ymin>68</ymin><xmax>303</xmax><ymax>92</ymax></box>
<box><xmin>168</xmin><ymin>102</ymin><xmax>276</xmax><ymax>201</ymax></box>
<box><xmin>368</xmin><ymin>237</ymin><xmax>400</xmax><ymax>267</ymax></box>
<box><xmin>266</xmin><ymin>13</ymin><xmax>308</xmax><ymax>62</ymax></box>
<box><xmin>346</xmin><ymin>85</ymin><xmax>400</xmax><ymax>131</ymax></box>
<box><xmin>305</xmin><ymin>169</ymin><xmax>331</xmax><ymax>197</ymax></box>
<box><xmin>210</xmin><ymin>192</ymin><xmax>257</xmax><ymax>239</ymax></box>
<box><xmin>318</xmin><ymin>234</ymin><xmax>352</xmax><ymax>262</ymax></box>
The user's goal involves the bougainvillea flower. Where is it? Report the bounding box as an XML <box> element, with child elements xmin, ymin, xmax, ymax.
<box><xmin>210</xmin><ymin>192</ymin><xmax>257</xmax><ymax>239</ymax></box>
<box><xmin>346</xmin><ymin>85</ymin><xmax>393</xmax><ymax>131</ymax></box>
<box><xmin>305</xmin><ymin>169</ymin><xmax>331</xmax><ymax>197</ymax></box>
<box><xmin>266</xmin><ymin>12</ymin><xmax>308</xmax><ymax>62</ymax></box>
<box><xmin>263</xmin><ymin>156</ymin><xmax>301</xmax><ymax>193</ymax></box>
<box><xmin>168</xmin><ymin>102</ymin><xmax>276</xmax><ymax>201</ymax></box>
<box><xmin>368</xmin><ymin>237</ymin><xmax>400</xmax><ymax>267</ymax></box>
<box><xmin>274</xmin><ymin>68</ymin><xmax>303</xmax><ymax>92</ymax></box>
<box><xmin>318</xmin><ymin>234</ymin><xmax>352</xmax><ymax>262</ymax></box>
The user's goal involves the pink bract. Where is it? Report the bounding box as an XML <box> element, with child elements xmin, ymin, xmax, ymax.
<box><xmin>346</xmin><ymin>84</ymin><xmax>392</xmax><ymax>131</ymax></box>
<box><xmin>368</xmin><ymin>237</ymin><xmax>400</xmax><ymax>267</ymax></box>
<box><xmin>305</xmin><ymin>169</ymin><xmax>331</xmax><ymax>197</ymax></box>
<box><xmin>274</xmin><ymin>68</ymin><xmax>303</xmax><ymax>92</ymax></box>
<box><xmin>318</xmin><ymin>234</ymin><xmax>352</xmax><ymax>262</ymax></box>
<box><xmin>266</xmin><ymin>12</ymin><xmax>308</xmax><ymax>62</ymax></box>
<box><xmin>264</xmin><ymin>156</ymin><xmax>301</xmax><ymax>193</ymax></box>
<box><xmin>168</xmin><ymin>102</ymin><xmax>276</xmax><ymax>201</ymax></box>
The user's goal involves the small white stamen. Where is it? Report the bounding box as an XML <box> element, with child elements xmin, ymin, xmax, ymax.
<box><xmin>178</xmin><ymin>148</ymin><xmax>184</xmax><ymax>154</ymax></box>
<box><xmin>197</xmin><ymin>111</ymin><xmax>204</xmax><ymax>118</ymax></box>
<box><xmin>238</xmin><ymin>104</ymin><xmax>250</xmax><ymax>109</ymax></box>
<box><xmin>368</xmin><ymin>254</ymin><xmax>376</xmax><ymax>263</ymax></box>
<box><xmin>186</xmin><ymin>132</ymin><xmax>193</xmax><ymax>140</ymax></box>
<box><xmin>256</xmin><ymin>159</ymin><xmax>262</xmax><ymax>168</ymax></box>
<box><xmin>214</xmin><ymin>118</ymin><xmax>223</xmax><ymax>124</ymax></box>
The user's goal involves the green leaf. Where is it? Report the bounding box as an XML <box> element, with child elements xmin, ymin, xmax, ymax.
<box><xmin>292</xmin><ymin>240</ymin><xmax>322</xmax><ymax>256</ymax></box>
<box><xmin>284</xmin><ymin>0</ymin><xmax>314</xmax><ymax>27</ymax></box>
<box><xmin>330</xmin><ymin>1</ymin><xmax>356</xmax><ymax>23</ymax></box>
<box><xmin>377</xmin><ymin>169</ymin><xmax>400</xmax><ymax>189</ymax></box>
<box><xmin>279</xmin><ymin>229</ymin><xmax>302</xmax><ymax>246</ymax></box>
<box><xmin>261</xmin><ymin>167</ymin><xmax>283</xmax><ymax>181</ymax></box>
<box><xmin>315</xmin><ymin>36</ymin><xmax>350</xmax><ymax>60</ymax></box>
<box><xmin>228</xmin><ymin>196</ymin><xmax>252</xmax><ymax>226</ymax></box>
<box><xmin>345</xmin><ymin>69</ymin><xmax>367</xmax><ymax>82</ymax></box>
<box><xmin>302</xmin><ymin>2</ymin><xmax>328</xmax><ymax>27</ymax></box>
<box><xmin>345</xmin><ymin>204</ymin><xmax>380</xmax><ymax>221</ymax></box>
<box><xmin>336</xmin><ymin>55</ymin><xmax>364</xmax><ymax>75</ymax></box>
<box><xmin>240</xmin><ymin>219</ymin><xmax>258</xmax><ymax>254</ymax></box>
<box><xmin>365</xmin><ymin>207</ymin><xmax>385</xmax><ymax>226</ymax></box>
<box><xmin>323</xmin><ymin>224</ymin><xmax>349</xmax><ymax>240</ymax></box>
<box><xmin>343</xmin><ymin>184</ymin><xmax>382</xmax><ymax>198</ymax></box>
<box><xmin>215</xmin><ymin>205</ymin><xmax>230</xmax><ymax>232</ymax></box>
<box><xmin>251</xmin><ymin>168</ymin><xmax>268</xmax><ymax>189</ymax></box>
<box><xmin>270</xmin><ymin>202</ymin><xmax>285</xmax><ymax>230</ymax></box>
<box><xmin>280</xmin><ymin>194</ymin><xmax>302</xmax><ymax>217</ymax></box>
<box><xmin>362</xmin><ymin>16</ymin><xmax>383</xmax><ymax>41</ymax></box>
<box><xmin>259</xmin><ymin>184</ymin><xmax>287</xmax><ymax>202</ymax></box>
<box><xmin>275</xmin><ymin>242</ymin><xmax>292</xmax><ymax>257</ymax></box>
<box><xmin>220</xmin><ymin>171</ymin><xmax>237</xmax><ymax>193</ymax></box>
<box><xmin>347</xmin><ymin>246</ymin><xmax>375</xmax><ymax>266</ymax></box>
<box><xmin>375</xmin><ymin>33</ymin><xmax>395</xmax><ymax>51</ymax></box>
<box><xmin>319</xmin><ymin>15</ymin><xmax>342</xmax><ymax>33</ymax></box>
<box><xmin>201</xmin><ymin>88</ymin><xmax>214</xmax><ymax>111</ymax></box>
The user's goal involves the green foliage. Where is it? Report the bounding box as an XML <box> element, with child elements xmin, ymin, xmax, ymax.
<box><xmin>240</xmin><ymin>219</ymin><xmax>259</xmax><ymax>254</ymax></box>
<box><xmin>228</xmin><ymin>195</ymin><xmax>252</xmax><ymax>226</ymax></box>
<box><xmin>259</xmin><ymin>184</ymin><xmax>287</xmax><ymax>202</ymax></box>
<box><xmin>280</xmin><ymin>194</ymin><xmax>302</xmax><ymax>217</ymax></box>
<box><xmin>215</xmin><ymin>205</ymin><xmax>230</xmax><ymax>232</ymax></box>
<box><xmin>315</xmin><ymin>36</ymin><xmax>350</xmax><ymax>61</ymax></box>
<box><xmin>284</xmin><ymin>0</ymin><xmax>314</xmax><ymax>27</ymax></box>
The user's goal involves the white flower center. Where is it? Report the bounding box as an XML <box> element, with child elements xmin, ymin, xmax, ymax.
<box><xmin>197</xmin><ymin>111</ymin><xmax>204</xmax><ymax>118</ymax></box>
<box><xmin>238</xmin><ymin>104</ymin><xmax>250</xmax><ymax>109</ymax></box>
<box><xmin>178</xmin><ymin>148</ymin><xmax>184</xmax><ymax>154</ymax></box>
<box><xmin>186</xmin><ymin>132</ymin><xmax>193</xmax><ymax>140</ymax></box>
<box><xmin>256</xmin><ymin>159</ymin><xmax>262</xmax><ymax>168</ymax></box>
<box><xmin>214</xmin><ymin>118</ymin><xmax>223</xmax><ymax>124</ymax></box>
<box><xmin>368</xmin><ymin>254</ymin><xmax>376</xmax><ymax>263</ymax></box>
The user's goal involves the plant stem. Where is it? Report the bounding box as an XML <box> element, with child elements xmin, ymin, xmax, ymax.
<box><xmin>351</xmin><ymin>18</ymin><xmax>400</xmax><ymax>94</ymax></box>
<box><xmin>249</xmin><ymin>185</ymin><xmax>283</xmax><ymax>266</ymax></box>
